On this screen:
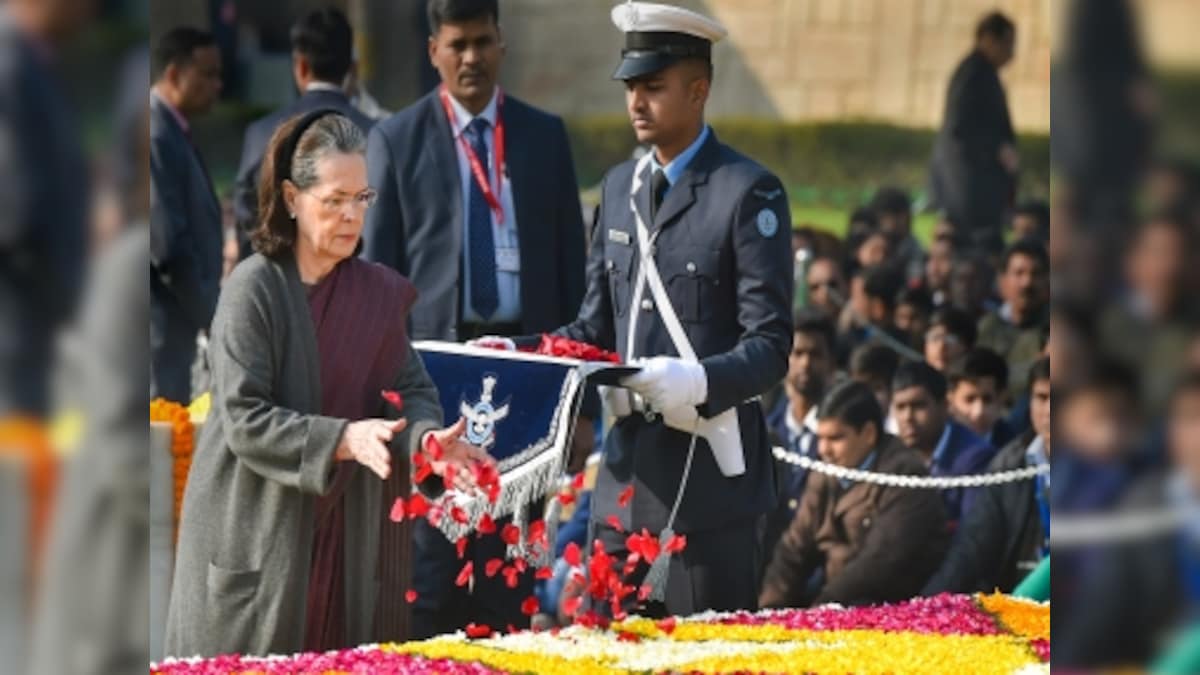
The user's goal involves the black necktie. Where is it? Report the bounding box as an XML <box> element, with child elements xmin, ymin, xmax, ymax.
<box><xmin>649</xmin><ymin>169</ymin><xmax>669</xmax><ymax>224</ymax></box>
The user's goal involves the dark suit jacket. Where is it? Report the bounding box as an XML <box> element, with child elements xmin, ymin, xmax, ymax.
<box><xmin>923</xmin><ymin>431</ymin><xmax>1043</xmax><ymax>595</ymax></box>
<box><xmin>930</xmin><ymin>420</ymin><xmax>997</xmax><ymax>525</ymax></box>
<box><xmin>362</xmin><ymin>90</ymin><xmax>586</xmax><ymax>341</ymax></box>
<box><xmin>760</xmin><ymin>442</ymin><xmax>949</xmax><ymax>608</ymax></box>
<box><xmin>554</xmin><ymin>130</ymin><xmax>794</xmax><ymax>533</ymax></box>
<box><xmin>0</xmin><ymin>14</ymin><xmax>87</xmax><ymax>415</ymax></box>
<box><xmin>150</xmin><ymin>95</ymin><xmax>223</xmax><ymax>401</ymax></box>
<box><xmin>234</xmin><ymin>87</ymin><xmax>375</xmax><ymax>258</ymax></box>
<box><xmin>929</xmin><ymin>49</ymin><xmax>1015</xmax><ymax>239</ymax></box>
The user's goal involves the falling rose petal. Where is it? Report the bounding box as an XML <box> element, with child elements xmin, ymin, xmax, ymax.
<box><xmin>404</xmin><ymin>589</ymin><xmax>418</xmax><ymax>603</ymax></box>
<box><xmin>562</xmin><ymin>594</ymin><xmax>583</xmax><ymax>617</ymax></box>
<box><xmin>527</xmin><ymin>520</ymin><xmax>547</xmax><ymax>546</ymax></box>
<box><xmin>637</xmin><ymin>584</ymin><xmax>652</xmax><ymax>601</ymax></box>
<box><xmin>500</xmin><ymin>523</ymin><xmax>522</xmax><ymax>546</ymax></box>
<box><xmin>506</xmin><ymin>623</ymin><xmax>518</xmax><ymax>635</ymax></box>
<box><xmin>450</xmin><ymin>505</ymin><xmax>469</xmax><ymax>525</ymax></box>
<box><xmin>535</xmin><ymin>566</ymin><xmax>553</xmax><ymax>580</ymax></box>
<box><xmin>388</xmin><ymin>497</ymin><xmax>407</xmax><ymax>523</ymax></box>
<box><xmin>464</xmin><ymin>622</ymin><xmax>492</xmax><ymax>639</ymax></box>
<box><xmin>455</xmin><ymin>561</ymin><xmax>473</xmax><ymax>587</ymax></box>
<box><xmin>520</xmin><ymin>596</ymin><xmax>540</xmax><ymax>616</ymax></box>
<box><xmin>616</xmin><ymin>631</ymin><xmax>640</xmax><ymax>643</ymax></box>
<box><xmin>413</xmin><ymin>462</ymin><xmax>433</xmax><ymax>484</ymax></box>
<box><xmin>407</xmin><ymin>493</ymin><xmax>431</xmax><ymax>518</ymax></box>
<box><xmin>486</xmin><ymin>481</ymin><xmax>501</xmax><ymax>504</ymax></box>
<box><xmin>556</xmin><ymin>490</ymin><xmax>576</xmax><ymax>506</ymax></box>
<box><xmin>455</xmin><ymin>536</ymin><xmax>469</xmax><ymax>559</ymax></box>
<box><xmin>617</xmin><ymin>485</ymin><xmax>634</xmax><ymax>507</ymax></box>
<box><xmin>605</xmin><ymin>514</ymin><xmax>624</xmax><ymax>533</ymax></box>
<box><xmin>655</xmin><ymin>616</ymin><xmax>677</xmax><ymax>634</ymax></box>
<box><xmin>563</xmin><ymin>542</ymin><xmax>582</xmax><ymax>567</ymax></box>
<box><xmin>380</xmin><ymin>389</ymin><xmax>404</xmax><ymax>411</ymax></box>
<box><xmin>513</xmin><ymin>557</ymin><xmax>528</xmax><ymax>573</ymax></box>
<box><xmin>502</xmin><ymin>566</ymin><xmax>521</xmax><ymax>589</ymax></box>
<box><xmin>484</xmin><ymin>558</ymin><xmax>504</xmax><ymax>578</ymax></box>
<box><xmin>413</xmin><ymin>451</ymin><xmax>427</xmax><ymax>468</ymax></box>
<box><xmin>571</xmin><ymin>473</ymin><xmax>586</xmax><ymax>490</ymax></box>
<box><xmin>443</xmin><ymin>464</ymin><xmax>458</xmax><ymax>491</ymax></box>
<box><xmin>665</xmin><ymin>533</ymin><xmax>687</xmax><ymax>554</ymax></box>
<box><xmin>476</xmin><ymin>512</ymin><xmax>497</xmax><ymax>534</ymax></box>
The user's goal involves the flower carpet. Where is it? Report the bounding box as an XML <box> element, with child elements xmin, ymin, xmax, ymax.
<box><xmin>152</xmin><ymin>592</ymin><xmax>1049</xmax><ymax>674</ymax></box>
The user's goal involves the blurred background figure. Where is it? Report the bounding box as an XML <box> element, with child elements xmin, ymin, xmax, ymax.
<box><xmin>150</xmin><ymin>27</ymin><xmax>224</xmax><ymax>405</ymax></box>
<box><xmin>928</xmin><ymin>11</ymin><xmax>1018</xmax><ymax>257</ymax></box>
<box><xmin>233</xmin><ymin>6</ymin><xmax>374</xmax><ymax>259</ymax></box>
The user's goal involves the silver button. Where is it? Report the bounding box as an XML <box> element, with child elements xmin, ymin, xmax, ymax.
<box><xmin>686</xmin><ymin>261</ymin><xmax>697</xmax><ymax>274</ymax></box>
<box><xmin>787</xmin><ymin>498</ymin><xmax>798</xmax><ymax>510</ymax></box>
<box><xmin>641</xmin><ymin>299</ymin><xmax>654</xmax><ymax>311</ymax></box>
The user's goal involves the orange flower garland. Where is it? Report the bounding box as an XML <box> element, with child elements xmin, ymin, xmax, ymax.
<box><xmin>978</xmin><ymin>591</ymin><xmax>1050</xmax><ymax>641</ymax></box>
<box><xmin>150</xmin><ymin>398</ymin><xmax>194</xmax><ymax>543</ymax></box>
<box><xmin>0</xmin><ymin>416</ymin><xmax>58</xmax><ymax>582</ymax></box>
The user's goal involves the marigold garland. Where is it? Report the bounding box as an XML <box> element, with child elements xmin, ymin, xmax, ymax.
<box><xmin>0</xmin><ymin>416</ymin><xmax>58</xmax><ymax>583</ymax></box>
<box><xmin>155</xmin><ymin>593</ymin><xmax>1051</xmax><ymax>674</ymax></box>
<box><xmin>150</xmin><ymin>398</ymin><xmax>194</xmax><ymax>543</ymax></box>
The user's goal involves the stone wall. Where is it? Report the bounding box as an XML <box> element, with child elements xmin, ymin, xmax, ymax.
<box><xmin>497</xmin><ymin>0</ymin><xmax>1052</xmax><ymax>131</ymax></box>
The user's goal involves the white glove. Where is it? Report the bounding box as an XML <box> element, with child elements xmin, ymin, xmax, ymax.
<box><xmin>468</xmin><ymin>335</ymin><xmax>516</xmax><ymax>351</ymax></box>
<box><xmin>620</xmin><ymin>356</ymin><xmax>708</xmax><ymax>412</ymax></box>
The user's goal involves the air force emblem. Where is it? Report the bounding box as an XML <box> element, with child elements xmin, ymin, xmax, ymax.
<box><xmin>460</xmin><ymin>374</ymin><xmax>510</xmax><ymax>448</ymax></box>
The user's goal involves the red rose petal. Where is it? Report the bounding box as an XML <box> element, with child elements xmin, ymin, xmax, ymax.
<box><xmin>563</xmin><ymin>542</ymin><xmax>582</xmax><ymax>567</ymax></box>
<box><xmin>655</xmin><ymin>617</ymin><xmax>677</xmax><ymax>634</ymax></box>
<box><xmin>513</xmin><ymin>557</ymin><xmax>528</xmax><ymax>573</ymax></box>
<box><xmin>605</xmin><ymin>514</ymin><xmax>624</xmax><ymax>533</ymax></box>
<box><xmin>465</xmin><ymin>622</ymin><xmax>492</xmax><ymax>638</ymax></box>
<box><xmin>405</xmin><ymin>589</ymin><xmax>418</xmax><ymax>603</ymax></box>
<box><xmin>527</xmin><ymin>520</ymin><xmax>547</xmax><ymax>546</ymax></box>
<box><xmin>520</xmin><ymin>596</ymin><xmax>540</xmax><ymax>616</ymax></box>
<box><xmin>617</xmin><ymin>631</ymin><xmax>640</xmax><ymax>643</ymax></box>
<box><xmin>571</xmin><ymin>473</ymin><xmax>586</xmax><ymax>490</ymax></box>
<box><xmin>424</xmin><ymin>433</ymin><xmax>444</xmax><ymax>461</ymax></box>
<box><xmin>664</xmin><ymin>534</ymin><xmax>687</xmax><ymax>554</ymax></box>
<box><xmin>500</xmin><ymin>523</ymin><xmax>522</xmax><ymax>546</ymax></box>
<box><xmin>388</xmin><ymin>497</ymin><xmax>407</xmax><ymax>522</ymax></box>
<box><xmin>381</xmin><ymin>389</ymin><xmax>404</xmax><ymax>411</ymax></box>
<box><xmin>413</xmin><ymin>462</ymin><xmax>433</xmax><ymax>483</ymax></box>
<box><xmin>455</xmin><ymin>536</ymin><xmax>469</xmax><ymax>559</ymax></box>
<box><xmin>638</xmin><ymin>584</ymin><xmax>652</xmax><ymax>601</ymax></box>
<box><xmin>556</xmin><ymin>490</ymin><xmax>576</xmax><ymax>506</ymax></box>
<box><xmin>455</xmin><ymin>561</ymin><xmax>473</xmax><ymax>587</ymax></box>
<box><xmin>486</xmin><ymin>481</ymin><xmax>501</xmax><ymax>504</ymax></box>
<box><xmin>476</xmin><ymin>512</ymin><xmax>497</xmax><ymax>534</ymax></box>
<box><xmin>617</xmin><ymin>485</ymin><xmax>634</xmax><ymax>507</ymax></box>
<box><xmin>502</xmin><ymin>566</ymin><xmax>521</xmax><ymax>589</ymax></box>
<box><xmin>506</xmin><ymin>623</ymin><xmax>518</xmax><ymax>634</ymax></box>
<box><xmin>407</xmin><ymin>493</ymin><xmax>431</xmax><ymax>518</ymax></box>
<box><xmin>443</xmin><ymin>464</ymin><xmax>457</xmax><ymax>491</ymax></box>
<box><xmin>562</xmin><ymin>594</ymin><xmax>583</xmax><ymax>617</ymax></box>
<box><xmin>535</xmin><ymin>566</ymin><xmax>553</xmax><ymax>580</ymax></box>
<box><xmin>450</xmin><ymin>505</ymin><xmax>469</xmax><ymax>525</ymax></box>
<box><xmin>484</xmin><ymin>558</ymin><xmax>505</xmax><ymax>578</ymax></box>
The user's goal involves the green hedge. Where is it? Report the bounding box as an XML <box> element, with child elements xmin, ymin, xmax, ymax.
<box><xmin>566</xmin><ymin>116</ymin><xmax>1050</xmax><ymax>208</ymax></box>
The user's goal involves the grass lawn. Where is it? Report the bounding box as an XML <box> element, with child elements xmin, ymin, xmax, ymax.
<box><xmin>791</xmin><ymin>204</ymin><xmax>939</xmax><ymax>247</ymax></box>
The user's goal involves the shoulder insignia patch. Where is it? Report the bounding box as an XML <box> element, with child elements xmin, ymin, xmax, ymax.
<box><xmin>756</xmin><ymin>208</ymin><xmax>780</xmax><ymax>238</ymax></box>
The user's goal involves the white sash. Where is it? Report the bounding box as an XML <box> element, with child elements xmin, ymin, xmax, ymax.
<box><xmin>624</xmin><ymin>155</ymin><xmax>745</xmax><ymax>477</ymax></box>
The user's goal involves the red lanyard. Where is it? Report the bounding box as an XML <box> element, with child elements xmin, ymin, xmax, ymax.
<box><xmin>439</xmin><ymin>85</ymin><xmax>506</xmax><ymax>225</ymax></box>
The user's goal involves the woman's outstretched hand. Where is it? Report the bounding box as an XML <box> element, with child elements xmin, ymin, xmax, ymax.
<box><xmin>424</xmin><ymin>417</ymin><xmax>495</xmax><ymax>493</ymax></box>
<box><xmin>335</xmin><ymin>418</ymin><xmax>408</xmax><ymax>480</ymax></box>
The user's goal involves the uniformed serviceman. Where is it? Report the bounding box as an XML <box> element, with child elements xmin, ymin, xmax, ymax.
<box><xmin>547</xmin><ymin>2</ymin><xmax>793</xmax><ymax>616</ymax></box>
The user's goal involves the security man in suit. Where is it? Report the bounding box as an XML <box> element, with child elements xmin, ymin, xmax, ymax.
<box><xmin>150</xmin><ymin>27</ymin><xmax>224</xmax><ymax>404</ymax></box>
<box><xmin>928</xmin><ymin>11</ymin><xmax>1018</xmax><ymax>256</ymax></box>
<box><xmin>547</xmin><ymin>3</ymin><xmax>793</xmax><ymax>616</ymax></box>
<box><xmin>233</xmin><ymin>7</ymin><xmax>374</xmax><ymax>259</ymax></box>
<box><xmin>362</xmin><ymin>0</ymin><xmax>592</xmax><ymax>638</ymax></box>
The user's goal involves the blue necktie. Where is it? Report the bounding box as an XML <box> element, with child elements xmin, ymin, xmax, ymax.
<box><xmin>464</xmin><ymin>117</ymin><xmax>499</xmax><ymax>320</ymax></box>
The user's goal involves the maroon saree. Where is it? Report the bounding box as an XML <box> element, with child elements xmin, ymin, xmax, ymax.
<box><xmin>302</xmin><ymin>257</ymin><xmax>417</xmax><ymax>651</ymax></box>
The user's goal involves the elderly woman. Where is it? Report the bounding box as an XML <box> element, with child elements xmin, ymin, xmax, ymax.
<box><xmin>164</xmin><ymin>111</ymin><xmax>489</xmax><ymax>658</ymax></box>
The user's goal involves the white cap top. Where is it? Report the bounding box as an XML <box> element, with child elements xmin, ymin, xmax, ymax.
<box><xmin>610</xmin><ymin>2</ymin><xmax>728</xmax><ymax>43</ymax></box>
